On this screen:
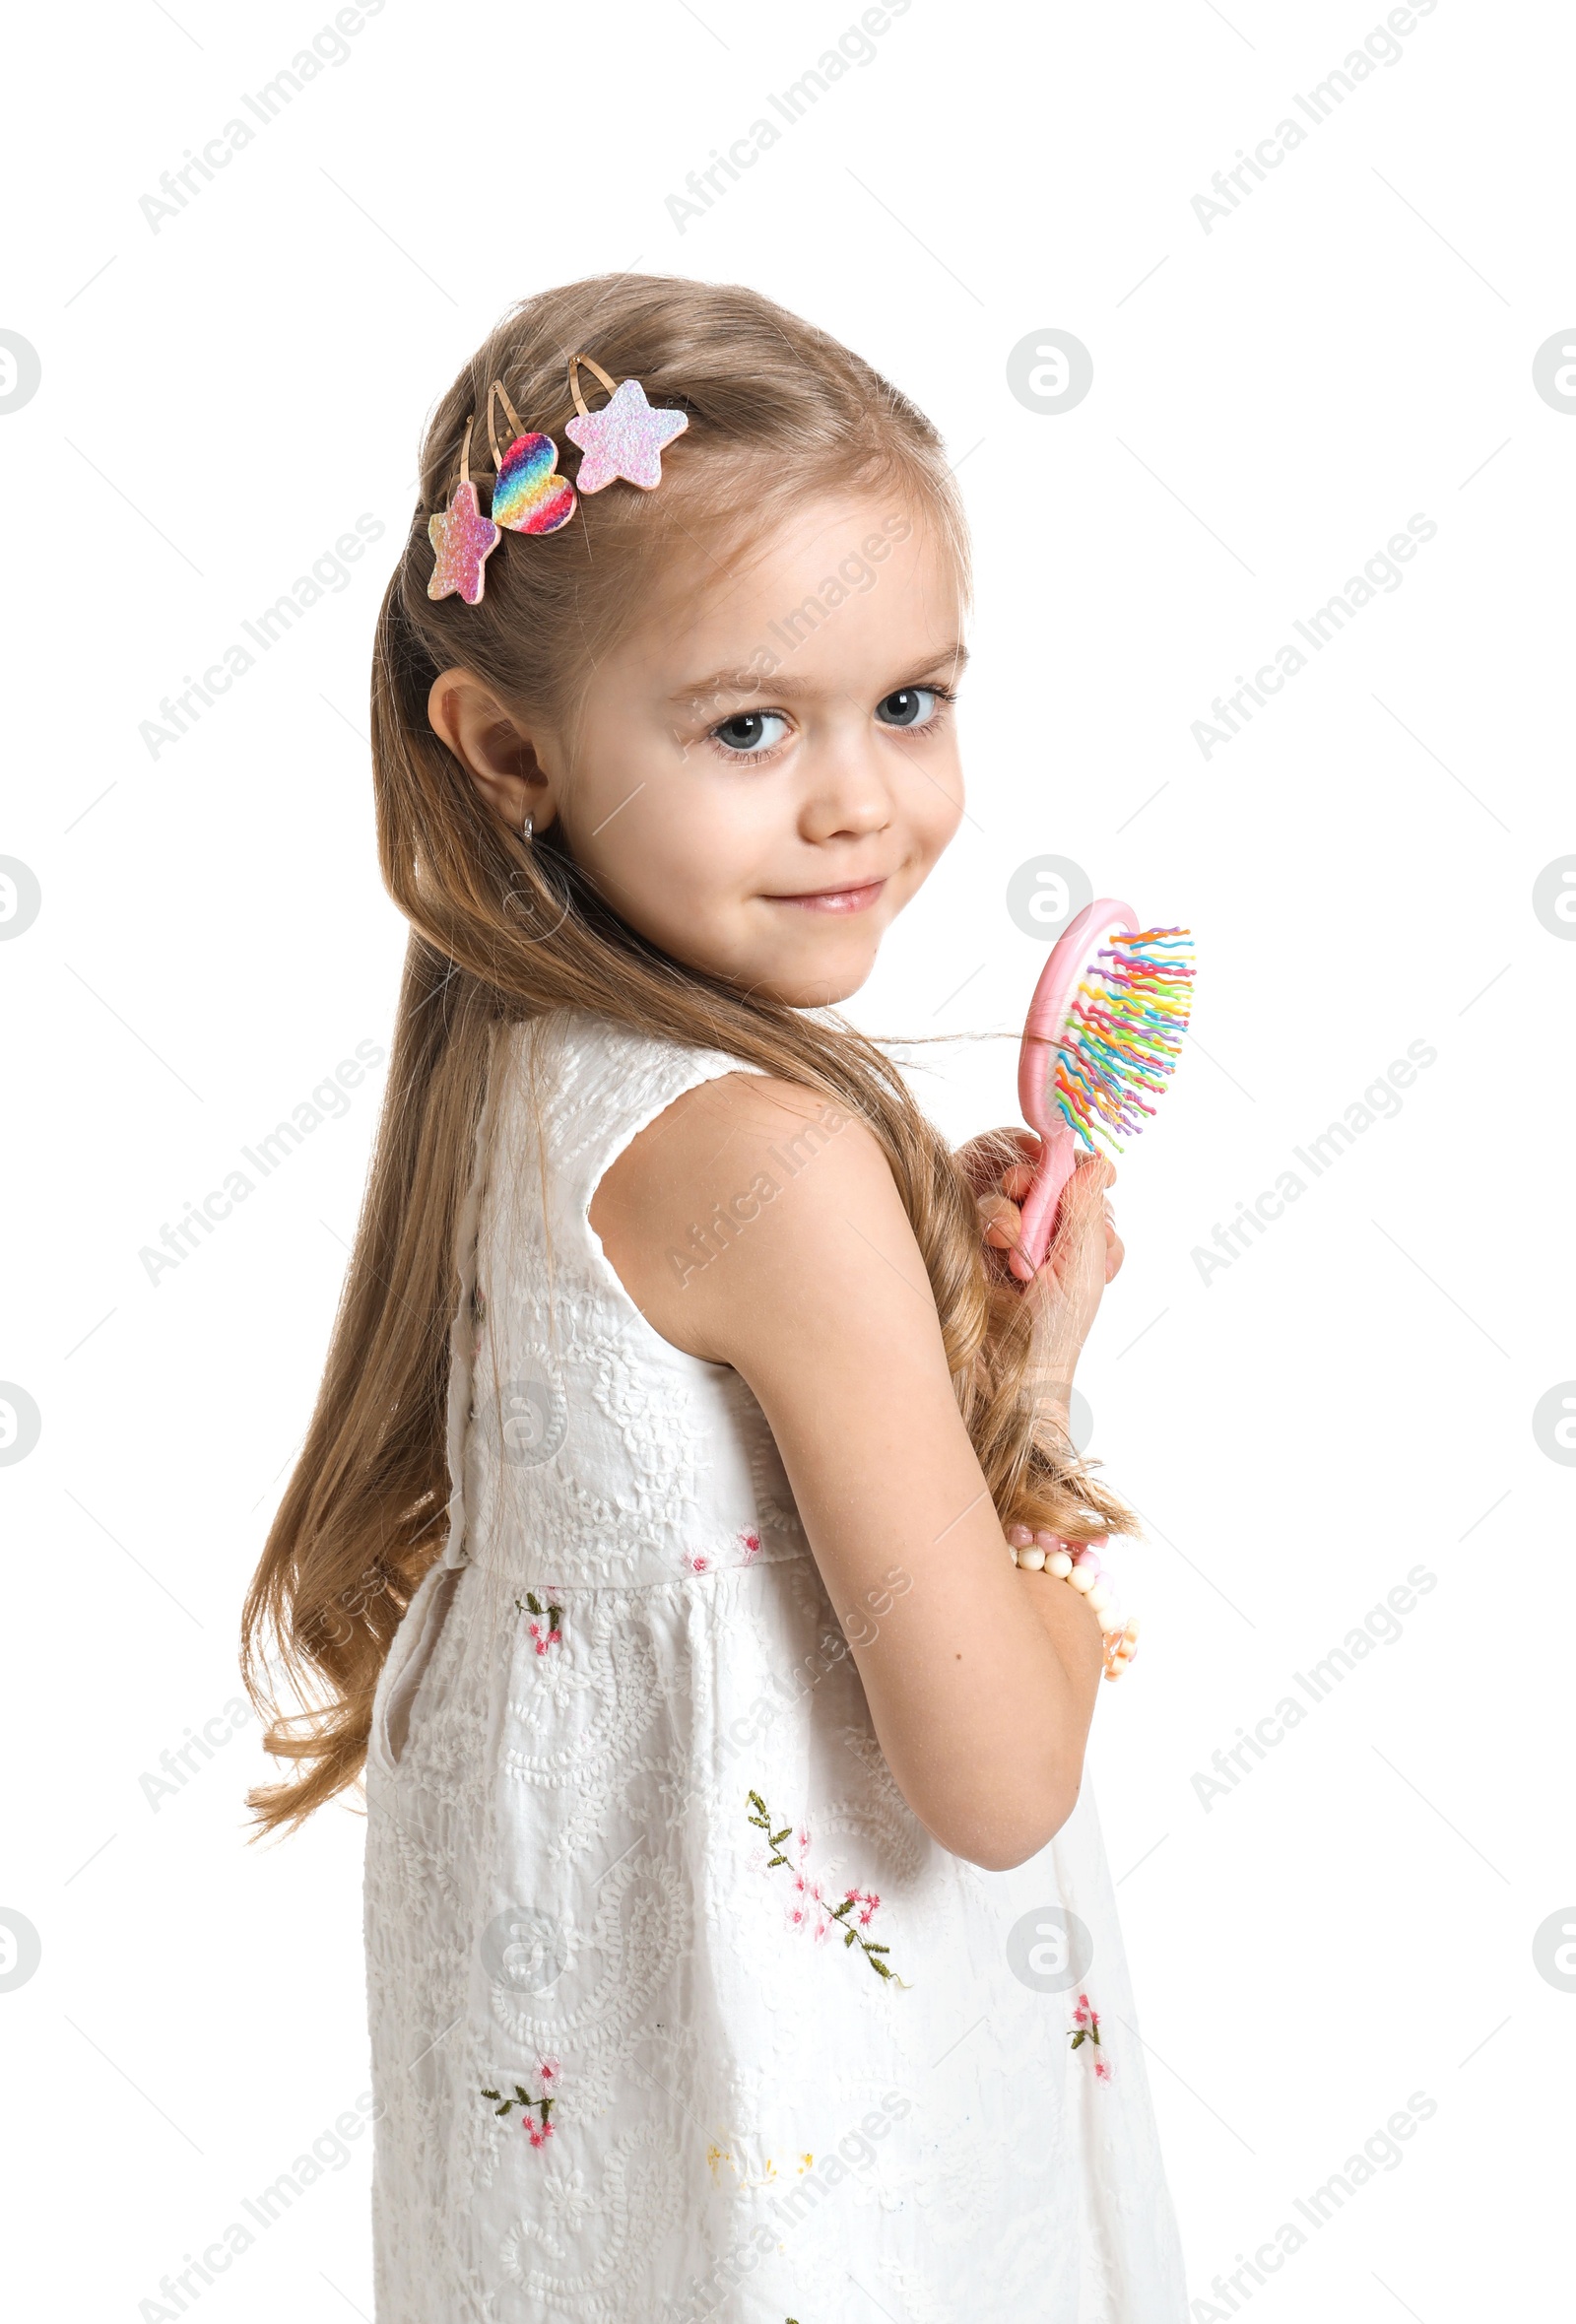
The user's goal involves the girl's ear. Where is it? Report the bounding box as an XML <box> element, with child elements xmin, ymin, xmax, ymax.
<box><xmin>427</xmin><ymin>667</ymin><xmax>558</xmax><ymax>834</ymax></box>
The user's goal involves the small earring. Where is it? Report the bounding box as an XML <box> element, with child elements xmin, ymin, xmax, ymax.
<box><xmin>520</xmin><ymin>809</ymin><xmax>534</xmax><ymax>841</ymax></box>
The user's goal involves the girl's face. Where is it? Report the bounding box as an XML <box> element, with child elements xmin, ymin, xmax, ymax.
<box><xmin>432</xmin><ymin>492</ymin><xmax>966</xmax><ymax>1008</ymax></box>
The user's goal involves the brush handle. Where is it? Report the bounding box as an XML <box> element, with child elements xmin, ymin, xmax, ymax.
<box><xmin>1010</xmin><ymin>1122</ymin><xmax>1082</xmax><ymax>1284</ymax></box>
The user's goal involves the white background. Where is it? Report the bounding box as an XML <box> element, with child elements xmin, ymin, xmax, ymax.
<box><xmin>2</xmin><ymin>2</ymin><xmax>1571</xmax><ymax>2318</ymax></box>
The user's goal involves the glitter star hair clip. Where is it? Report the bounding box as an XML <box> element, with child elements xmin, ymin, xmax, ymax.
<box><xmin>427</xmin><ymin>356</ymin><xmax>690</xmax><ymax>606</ymax></box>
<box><xmin>562</xmin><ymin>352</ymin><xmax>689</xmax><ymax>493</ymax></box>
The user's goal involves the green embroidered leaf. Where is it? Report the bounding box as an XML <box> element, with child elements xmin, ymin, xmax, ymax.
<box><xmin>514</xmin><ymin>2085</ymin><xmax>529</xmax><ymax>2102</ymax></box>
<box><xmin>1071</xmin><ymin>2030</ymin><xmax>1085</xmax><ymax>2048</ymax></box>
<box><xmin>844</xmin><ymin>1929</ymin><xmax>856</xmax><ymax>1947</ymax></box>
<box><xmin>494</xmin><ymin>2103</ymin><xmax>511</xmax><ymax>2115</ymax></box>
<box><xmin>526</xmin><ymin>1592</ymin><xmax>543</xmax><ymax>1615</ymax></box>
<box><xmin>481</xmin><ymin>2089</ymin><xmax>500</xmax><ymax>2099</ymax></box>
<box><xmin>864</xmin><ymin>1942</ymin><xmax>888</xmax><ymax>1955</ymax></box>
<box><xmin>870</xmin><ymin>1957</ymin><xmax>892</xmax><ymax>1978</ymax></box>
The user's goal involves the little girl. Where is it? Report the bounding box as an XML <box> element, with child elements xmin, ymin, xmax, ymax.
<box><xmin>244</xmin><ymin>275</ymin><xmax>1187</xmax><ymax>2321</ymax></box>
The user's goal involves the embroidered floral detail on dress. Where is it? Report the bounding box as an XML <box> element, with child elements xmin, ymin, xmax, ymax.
<box><xmin>706</xmin><ymin>2138</ymin><xmax>814</xmax><ymax>2190</ymax></box>
<box><xmin>1069</xmin><ymin>1993</ymin><xmax>1111</xmax><ymax>2080</ymax></box>
<box><xmin>747</xmin><ymin>1790</ymin><xmax>905</xmax><ymax>1984</ymax></box>
<box><xmin>515</xmin><ymin>1592</ymin><xmax>563</xmax><ymax>1652</ymax></box>
<box><xmin>683</xmin><ymin>1528</ymin><xmax>763</xmax><ymax>1576</ymax></box>
<box><xmin>482</xmin><ymin>2059</ymin><xmax>560</xmax><ymax>2145</ymax></box>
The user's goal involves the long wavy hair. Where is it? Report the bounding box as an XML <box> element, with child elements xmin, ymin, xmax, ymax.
<box><xmin>241</xmin><ymin>274</ymin><xmax>1135</xmax><ymax>1832</ymax></box>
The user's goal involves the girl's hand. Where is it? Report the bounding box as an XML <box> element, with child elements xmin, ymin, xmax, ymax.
<box><xmin>955</xmin><ymin>1130</ymin><xmax>1122</xmax><ymax>1392</ymax></box>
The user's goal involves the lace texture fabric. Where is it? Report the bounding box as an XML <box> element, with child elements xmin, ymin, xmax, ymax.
<box><xmin>362</xmin><ymin>1011</ymin><xmax>1187</xmax><ymax>2321</ymax></box>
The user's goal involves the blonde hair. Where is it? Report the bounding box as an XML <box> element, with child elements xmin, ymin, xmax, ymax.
<box><xmin>241</xmin><ymin>274</ymin><xmax>1135</xmax><ymax>1832</ymax></box>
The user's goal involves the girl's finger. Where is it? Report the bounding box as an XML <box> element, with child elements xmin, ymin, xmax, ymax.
<box><xmin>954</xmin><ymin>1128</ymin><xmax>1042</xmax><ymax>1197</ymax></box>
<box><xmin>1052</xmin><ymin>1154</ymin><xmax>1115</xmax><ymax>1241</ymax></box>
<box><xmin>978</xmin><ymin>1194</ymin><xmax>1023</xmax><ymax>1250</ymax></box>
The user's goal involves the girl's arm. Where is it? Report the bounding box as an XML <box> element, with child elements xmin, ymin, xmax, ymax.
<box><xmin>591</xmin><ymin>1074</ymin><xmax>1120</xmax><ymax>1873</ymax></box>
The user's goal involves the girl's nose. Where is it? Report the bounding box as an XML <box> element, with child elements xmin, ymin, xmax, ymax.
<box><xmin>799</xmin><ymin>738</ymin><xmax>894</xmax><ymax>843</ymax></box>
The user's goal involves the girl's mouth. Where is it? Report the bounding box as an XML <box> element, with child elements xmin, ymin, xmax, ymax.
<box><xmin>763</xmin><ymin>879</ymin><xmax>886</xmax><ymax>915</ymax></box>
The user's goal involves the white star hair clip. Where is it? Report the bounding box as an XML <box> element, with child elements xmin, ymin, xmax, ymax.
<box><xmin>562</xmin><ymin>352</ymin><xmax>689</xmax><ymax>493</ymax></box>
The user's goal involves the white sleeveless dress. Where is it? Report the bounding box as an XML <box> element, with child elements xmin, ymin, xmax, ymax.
<box><xmin>363</xmin><ymin>1010</ymin><xmax>1187</xmax><ymax>2322</ymax></box>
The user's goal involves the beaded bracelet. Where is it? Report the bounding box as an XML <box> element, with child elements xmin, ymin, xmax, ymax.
<box><xmin>1005</xmin><ymin>1526</ymin><xmax>1141</xmax><ymax>1682</ymax></box>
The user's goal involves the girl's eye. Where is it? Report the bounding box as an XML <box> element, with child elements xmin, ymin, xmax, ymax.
<box><xmin>875</xmin><ymin>687</ymin><xmax>940</xmax><ymax>730</ymax></box>
<box><xmin>710</xmin><ymin>710</ymin><xmax>789</xmax><ymax>757</ymax></box>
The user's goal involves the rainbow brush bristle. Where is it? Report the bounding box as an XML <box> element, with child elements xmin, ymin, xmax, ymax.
<box><xmin>1013</xmin><ymin>899</ymin><xmax>1196</xmax><ymax>1281</ymax></box>
<box><xmin>1055</xmin><ymin>927</ymin><xmax>1195</xmax><ymax>1156</ymax></box>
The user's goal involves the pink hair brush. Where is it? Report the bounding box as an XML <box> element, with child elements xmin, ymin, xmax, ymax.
<box><xmin>1011</xmin><ymin>899</ymin><xmax>1195</xmax><ymax>1284</ymax></box>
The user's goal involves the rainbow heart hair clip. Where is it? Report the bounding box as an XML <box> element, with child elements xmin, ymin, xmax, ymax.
<box><xmin>427</xmin><ymin>354</ymin><xmax>690</xmax><ymax>606</ymax></box>
<box><xmin>1012</xmin><ymin>899</ymin><xmax>1195</xmax><ymax>1283</ymax></box>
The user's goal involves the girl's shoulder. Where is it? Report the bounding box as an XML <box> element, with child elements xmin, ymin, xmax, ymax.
<box><xmin>586</xmin><ymin>1059</ymin><xmax>904</xmax><ymax>1364</ymax></box>
<box><xmin>487</xmin><ymin>1010</ymin><xmax>902</xmax><ymax>1354</ymax></box>
<box><xmin>497</xmin><ymin>1006</ymin><xmax>756</xmax><ymax>1156</ymax></box>
<box><xmin>487</xmin><ymin>1007</ymin><xmax>778</xmax><ymax>1243</ymax></box>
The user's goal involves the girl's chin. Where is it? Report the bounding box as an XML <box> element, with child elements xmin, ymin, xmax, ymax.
<box><xmin>761</xmin><ymin>950</ymin><xmax>880</xmax><ymax>1008</ymax></box>
<box><xmin>652</xmin><ymin>911</ymin><xmax>886</xmax><ymax>1004</ymax></box>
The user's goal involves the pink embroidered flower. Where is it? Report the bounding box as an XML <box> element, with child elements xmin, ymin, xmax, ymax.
<box><xmin>747</xmin><ymin>1790</ymin><xmax>904</xmax><ymax>1984</ymax></box>
<box><xmin>1069</xmin><ymin>1993</ymin><xmax>1108</xmax><ymax>2076</ymax></box>
<box><xmin>518</xmin><ymin>1593</ymin><xmax>563</xmax><ymax>1653</ymax></box>
<box><xmin>687</xmin><ymin>1532</ymin><xmax>762</xmax><ymax>1573</ymax></box>
<box><xmin>539</xmin><ymin>2058</ymin><xmax>559</xmax><ymax>2085</ymax></box>
<box><xmin>480</xmin><ymin>2079</ymin><xmax>558</xmax><ymax>2145</ymax></box>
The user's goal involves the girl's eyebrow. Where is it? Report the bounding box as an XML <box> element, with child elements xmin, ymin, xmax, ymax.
<box><xmin>671</xmin><ymin>641</ymin><xmax>969</xmax><ymax>707</ymax></box>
